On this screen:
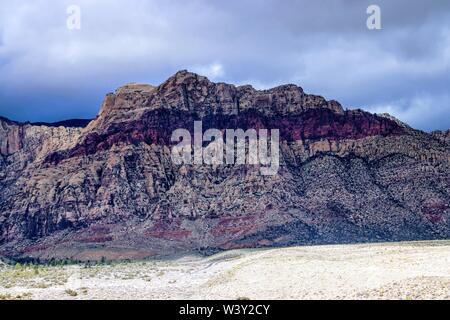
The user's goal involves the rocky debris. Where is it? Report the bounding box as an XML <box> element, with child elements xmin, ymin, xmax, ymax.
<box><xmin>432</xmin><ymin>129</ymin><xmax>450</xmax><ymax>147</ymax></box>
<box><xmin>0</xmin><ymin>71</ymin><xmax>450</xmax><ymax>261</ymax></box>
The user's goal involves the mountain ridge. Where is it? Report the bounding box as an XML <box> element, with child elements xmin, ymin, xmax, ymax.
<box><xmin>1</xmin><ymin>71</ymin><xmax>449</xmax><ymax>261</ymax></box>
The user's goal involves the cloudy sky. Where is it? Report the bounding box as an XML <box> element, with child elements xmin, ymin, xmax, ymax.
<box><xmin>0</xmin><ymin>0</ymin><xmax>449</xmax><ymax>131</ymax></box>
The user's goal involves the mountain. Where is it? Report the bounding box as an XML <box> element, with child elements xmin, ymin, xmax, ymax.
<box><xmin>1</xmin><ymin>70</ymin><xmax>449</xmax><ymax>261</ymax></box>
<box><xmin>30</xmin><ymin>119</ymin><xmax>92</xmax><ymax>128</ymax></box>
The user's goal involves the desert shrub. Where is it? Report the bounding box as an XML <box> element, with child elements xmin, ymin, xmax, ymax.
<box><xmin>65</xmin><ymin>289</ymin><xmax>78</xmax><ymax>297</ymax></box>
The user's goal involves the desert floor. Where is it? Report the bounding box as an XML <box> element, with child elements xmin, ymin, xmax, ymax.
<box><xmin>1</xmin><ymin>240</ymin><xmax>449</xmax><ymax>300</ymax></box>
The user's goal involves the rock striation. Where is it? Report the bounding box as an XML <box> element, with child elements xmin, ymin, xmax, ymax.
<box><xmin>0</xmin><ymin>71</ymin><xmax>449</xmax><ymax>261</ymax></box>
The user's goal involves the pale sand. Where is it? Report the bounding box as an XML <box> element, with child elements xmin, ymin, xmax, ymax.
<box><xmin>1</xmin><ymin>240</ymin><xmax>449</xmax><ymax>300</ymax></box>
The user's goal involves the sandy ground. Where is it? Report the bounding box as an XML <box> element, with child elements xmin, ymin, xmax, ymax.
<box><xmin>1</xmin><ymin>240</ymin><xmax>449</xmax><ymax>300</ymax></box>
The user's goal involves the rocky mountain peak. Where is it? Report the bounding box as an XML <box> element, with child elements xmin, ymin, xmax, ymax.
<box><xmin>165</xmin><ymin>69</ymin><xmax>208</xmax><ymax>84</ymax></box>
<box><xmin>115</xmin><ymin>83</ymin><xmax>156</xmax><ymax>95</ymax></box>
<box><xmin>2</xmin><ymin>71</ymin><xmax>449</xmax><ymax>262</ymax></box>
<box><xmin>377</xmin><ymin>113</ymin><xmax>411</xmax><ymax>129</ymax></box>
<box><xmin>86</xmin><ymin>70</ymin><xmax>346</xmax><ymax>135</ymax></box>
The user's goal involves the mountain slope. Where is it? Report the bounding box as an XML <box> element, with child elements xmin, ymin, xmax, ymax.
<box><xmin>1</xmin><ymin>71</ymin><xmax>449</xmax><ymax>261</ymax></box>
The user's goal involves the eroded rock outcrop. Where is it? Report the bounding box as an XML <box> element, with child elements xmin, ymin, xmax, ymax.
<box><xmin>0</xmin><ymin>71</ymin><xmax>449</xmax><ymax>261</ymax></box>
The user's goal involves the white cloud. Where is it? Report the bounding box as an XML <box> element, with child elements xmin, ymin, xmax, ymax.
<box><xmin>368</xmin><ymin>94</ymin><xmax>450</xmax><ymax>131</ymax></box>
<box><xmin>192</xmin><ymin>63</ymin><xmax>225</xmax><ymax>80</ymax></box>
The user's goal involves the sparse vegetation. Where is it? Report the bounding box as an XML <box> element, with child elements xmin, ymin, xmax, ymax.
<box><xmin>157</xmin><ymin>271</ymin><xmax>165</xmax><ymax>277</ymax></box>
<box><xmin>0</xmin><ymin>241</ymin><xmax>449</xmax><ymax>300</ymax></box>
<box><xmin>0</xmin><ymin>292</ymin><xmax>33</xmax><ymax>300</ymax></box>
<box><xmin>0</xmin><ymin>262</ymin><xmax>70</xmax><ymax>289</ymax></box>
<box><xmin>65</xmin><ymin>289</ymin><xmax>78</xmax><ymax>297</ymax></box>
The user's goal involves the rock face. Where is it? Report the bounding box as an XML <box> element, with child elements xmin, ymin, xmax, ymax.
<box><xmin>432</xmin><ymin>130</ymin><xmax>450</xmax><ymax>146</ymax></box>
<box><xmin>1</xmin><ymin>71</ymin><xmax>450</xmax><ymax>261</ymax></box>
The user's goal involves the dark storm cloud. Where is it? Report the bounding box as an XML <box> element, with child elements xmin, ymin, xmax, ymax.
<box><xmin>0</xmin><ymin>0</ymin><xmax>449</xmax><ymax>130</ymax></box>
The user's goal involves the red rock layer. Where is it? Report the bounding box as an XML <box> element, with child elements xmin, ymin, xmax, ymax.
<box><xmin>45</xmin><ymin>108</ymin><xmax>404</xmax><ymax>165</ymax></box>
